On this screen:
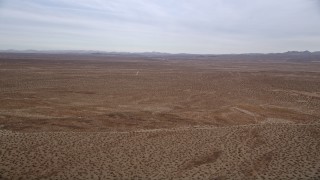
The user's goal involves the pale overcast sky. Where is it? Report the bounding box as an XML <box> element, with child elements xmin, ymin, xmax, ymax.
<box><xmin>0</xmin><ymin>0</ymin><xmax>319</xmax><ymax>53</ymax></box>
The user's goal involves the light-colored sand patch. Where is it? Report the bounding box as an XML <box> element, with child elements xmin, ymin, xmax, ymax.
<box><xmin>272</xmin><ymin>89</ymin><xmax>320</xmax><ymax>98</ymax></box>
<box><xmin>142</xmin><ymin>106</ymin><xmax>172</xmax><ymax>113</ymax></box>
<box><xmin>261</xmin><ymin>118</ymin><xmax>293</xmax><ymax>124</ymax></box>
<box><xmin>0</xmin><ymin>110</ymin><xmax>69</xmax><ymax>119</ymax></box>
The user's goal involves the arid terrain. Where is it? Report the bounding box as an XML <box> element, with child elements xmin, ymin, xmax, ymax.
<box><xmin>0</xmin><ymin>53</ymin><xmax>320</xmax><ymax>179</ymax></box>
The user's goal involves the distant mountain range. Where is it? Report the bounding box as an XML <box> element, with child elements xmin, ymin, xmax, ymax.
<box><xmin>0</xmin><ymin>49</ymin><xmax>319</xmax><ymax>56</ymax></box>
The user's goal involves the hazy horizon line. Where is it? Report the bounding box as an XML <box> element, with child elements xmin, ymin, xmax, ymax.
<box><xmin>0</xmin><ymin>49</ymin><xmax>318</xmax><ymax>55</ymax></box>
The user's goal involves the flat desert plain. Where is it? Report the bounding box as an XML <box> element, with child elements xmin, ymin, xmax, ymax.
<box><xmin>0</xmin><ymin>53</ymin><xmax>320</xmax><ymax>179</ymax></box>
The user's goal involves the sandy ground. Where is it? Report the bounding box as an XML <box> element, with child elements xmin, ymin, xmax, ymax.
<box><xmin>1</xmin><ymin>124</ymin><xmax>319</xmax><ymax>179</ymax></box>
<box><xmin>0</xmin><ymin>53</ymin><xmax>320</xmax><ymax>179</ymax></box>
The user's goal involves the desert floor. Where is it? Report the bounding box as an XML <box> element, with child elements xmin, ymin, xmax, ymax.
<box><xmin>0</xmin><ymin>53</ymin><xmax>320</xmax><ymax>179</ymax></box>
